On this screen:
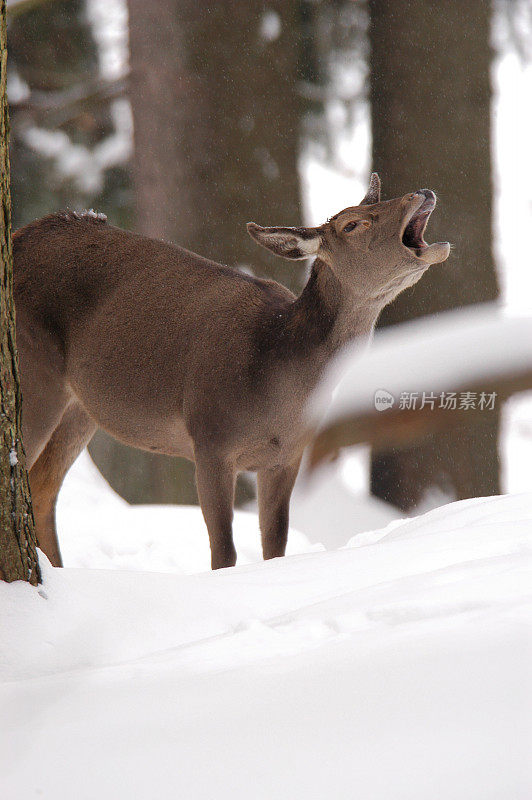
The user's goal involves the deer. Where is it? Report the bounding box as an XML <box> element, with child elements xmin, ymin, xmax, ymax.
<box><xmin>13</xmin><ymin>174</ymin><xmax>449</xmax><ymax>570</ymax></box>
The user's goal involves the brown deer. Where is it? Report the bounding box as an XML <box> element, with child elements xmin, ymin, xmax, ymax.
<box><xmin>14</xmin><ymin>174</ymin><xmax>449</xmax><ymax>569</ymax></box>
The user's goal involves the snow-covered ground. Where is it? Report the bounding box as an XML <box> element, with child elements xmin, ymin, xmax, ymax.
<box><xmin>55</xmin><ymin>450</ymin><xmax>321</xmax><ymax>573</ymax></box>
<box><xmin>2</xmin><ymin>487</ymin><xmax>531</xmax><ymax>799</ymax></box>
<box><xmin>53</xmin><ymin>447</ymin><xmax>399</xmax><ymax>566</ymax></box>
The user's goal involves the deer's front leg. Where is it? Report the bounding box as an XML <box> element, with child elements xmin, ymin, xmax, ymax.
<box><xmin>194</xmin><ymin>450</ymin><xmax>237</xmax><ymax>569</ymax></box>
<box><xmin>257</xmin><ymin>458</ymin><xmax>302</xmax><ymax>560</ymax></box>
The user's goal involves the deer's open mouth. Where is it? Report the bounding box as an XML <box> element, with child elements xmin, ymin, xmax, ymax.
<box><xmin>402</xmin><ymin>190</ymin><xmax>435</xmax><ymax>254</ymax></box>
<box><xmin>401</xmin><ymin>190</ymin><xmax>450</xmax><ymax>264</ymax></box>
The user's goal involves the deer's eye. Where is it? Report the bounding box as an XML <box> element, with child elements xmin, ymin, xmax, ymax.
<box><xmin>343</xmin><ymin>221</ymin><xmax>359</xmax><ymax>233</ymax></box>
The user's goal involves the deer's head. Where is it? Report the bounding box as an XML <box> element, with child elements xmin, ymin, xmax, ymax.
<box><xmin>247</xmin><ymin>173</ymin><xmax>450</xmax><ymax>305</ymax></box>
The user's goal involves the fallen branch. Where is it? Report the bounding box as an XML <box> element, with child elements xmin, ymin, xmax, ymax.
<box><xmin>308</xmin><ymin>368</ymin><xmax>532</xmax><ymax>469</ymax></box>
<box><xmin>306</xmin><ymin>306</ymin><xmax>532</xmax><ymax>469</ymax></box>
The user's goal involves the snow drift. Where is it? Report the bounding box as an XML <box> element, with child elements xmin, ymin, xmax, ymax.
<box><xmin>1</xmin><ymin>490</ymin><xmax>531</xmax><ymax>799</ymax></box>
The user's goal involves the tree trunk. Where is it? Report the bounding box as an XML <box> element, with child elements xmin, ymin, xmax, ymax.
<box><xmin>368</xmin><ymin>0</ymin><xmax>500</xmax><ymax>510</ymax></box>
<box><xmin>91</xmin><ymin>0</ymin><xmax>303</xmax><ymax>505</ymax></box>
<box><xmin>0</xmin><ymin>0</ymin><xmax>39</xmax><ymax>584</ymax></box>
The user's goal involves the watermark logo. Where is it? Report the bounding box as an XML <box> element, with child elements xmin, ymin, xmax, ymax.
<box><xmin>374</xmin><ymin>389</ymin><xmax>395</xmax><ymax>411</ymax></box>
<box><xmin>373</xmin><ymin>390</ymin><xmax>498</xmax><ymax>412</ymax></box>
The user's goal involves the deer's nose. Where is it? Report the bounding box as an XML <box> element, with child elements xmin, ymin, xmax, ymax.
<box><xmin>416</xmin><ymin>189</ymin><xmax>436</xmax><ymax>202</ymax></box>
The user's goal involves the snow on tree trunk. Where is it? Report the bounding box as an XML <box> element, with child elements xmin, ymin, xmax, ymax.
<box><xmin>0</xmin><ymin>0</ymin><xmax>39</xmax><ymax>584</ymax></box>
<box><xmin>368</xmin><ymin>0</ymin><xmax>500</xmax><ymax>511</ymax></box>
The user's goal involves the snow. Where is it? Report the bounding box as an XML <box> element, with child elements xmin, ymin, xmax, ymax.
<box><xmin>503</xmin><ymin>391</ymin><xmax>532</xmax><ymax>493</ymax></box>
<box><xmin>6</xmin><ymin>68</ymin><xmax>30</xmax><ymax>104</ymax></box>
<box><xmin>22</xmin><ymin>99</ymin><xmax>133</xmax><ymax>195</ymax></box>
<box><xmin>288</xmin><ymin>453</ymin><xmax>399</xmax><ymax>549</ymax></box>
<box><xmin>55</xmin><ymin>446</ymin><xmax>398</xmax><ymax>566</ymax></box>
<box><xmin>80</xmin><ymin>208</ymin><xmax>107</xmax><ymax>221</ymax></box>
<box><xmin>85</xmin><ymin>0</ymin><xmax>130</xmax><ymax>81</ymax></box>
<box><xmin>259</xmin><ymin>10</ymin><xmax>281</xmax><ymax>42</ymax></box>
<box><xmin>492</xmin><ymin>26</ymin><xmax>532</xmax><ymax>315</ymax></box>
<box><xmin>1</xmin><ymin>489</ymin><xmax>531</xmax><ymax>798</ymax></box>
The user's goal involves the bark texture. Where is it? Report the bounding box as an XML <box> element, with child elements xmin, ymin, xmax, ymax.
<box><xmin>91</xmin><ymin>0</ymin><xmax>303</xmax><ymax>504</ymax></box>
<box><xmin>0</xmin><ymin>0</ymin><xmax>39</xmax><ymax>584</ymax></box>
<box><xmin>368</xmin><ymin>0</ymin><xmax>500</xmax><ymax>510</ymax></box>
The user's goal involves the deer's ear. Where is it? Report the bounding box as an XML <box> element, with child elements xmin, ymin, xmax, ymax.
<box><xmin>247</xmin><ymin>223</ymin><xmax>321</xmax><ymax>260</ymax></box>
<box><xmin>360</xmin><ymin>172</ymin><xmax>381</xmax><ymax>205</ymax></box>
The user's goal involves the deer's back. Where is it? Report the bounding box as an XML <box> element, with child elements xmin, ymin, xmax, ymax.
<box><xmin>13</xmin><ymin>213</ymin><xmax>290</xmax><ymax>341</ymax></box>
<box><xmin>13</xmin><ymin>214</ymin><xmax>298</xmax><ymax>449</ymax></box>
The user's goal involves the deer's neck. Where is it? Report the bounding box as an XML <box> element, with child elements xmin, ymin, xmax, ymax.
<box><xmin>289</xmin><ymin>258</ymin><xmax>381</xmax><ymax>357</ymax></box>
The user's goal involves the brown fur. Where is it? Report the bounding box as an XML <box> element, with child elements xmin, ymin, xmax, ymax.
<box><xmin>14</xmin><ymin>176</ymin><xmax>449</xmax><ymax>569</ymax></box>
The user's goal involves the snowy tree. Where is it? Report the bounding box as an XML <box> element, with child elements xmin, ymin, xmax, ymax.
<box><xmin>0</xmin><ymin>0</ymin><xmax>39</xmax><ymax>584</ymax></box>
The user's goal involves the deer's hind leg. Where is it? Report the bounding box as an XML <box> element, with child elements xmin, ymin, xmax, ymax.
<box><xmin>29</xmin><ymin>402</ymin><xmax>96</xmax><ymax>567</ymax></box>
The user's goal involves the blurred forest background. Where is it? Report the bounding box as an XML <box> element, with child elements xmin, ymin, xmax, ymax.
<box><xmin>7</xmin><ymin>0</ymin><xmax>532</xmax><ymax>513</ymax></box>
